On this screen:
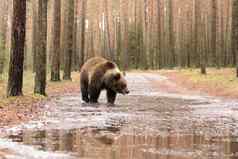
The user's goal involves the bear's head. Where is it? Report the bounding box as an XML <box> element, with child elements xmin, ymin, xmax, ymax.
<box><xmin>111</xmin><ymin>73</ymin><xmax>129</xmax><ymax>95</ymax></box>
<box><xmin>104</xmin><ymin>70</ymin><xmax>129</xmax><ymax>95</ymax></box>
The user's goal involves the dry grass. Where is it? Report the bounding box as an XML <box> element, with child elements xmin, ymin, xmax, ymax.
<box><xmin>0</xmin><ymin>71</ymin><xmax>81</xmax><ymax>127</ymax></box>
<box><xmin>161</xmin><ymin>68</ymin><xmax>238</xmax><ymax>99</ymax></box>
<box><xmin>0</xmin><ymin>71</ymin><xmax>81</xmax><ymax>101</ymax></box>
<box><xmin>178</xmin><ymin>68</ymin><xmax>238</xmax><ymax>89</ymax></box>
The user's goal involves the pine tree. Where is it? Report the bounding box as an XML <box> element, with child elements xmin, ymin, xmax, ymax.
<box><xmin>7</xmin><ymin>0</ymin><xmax>26</xmax><ymax>96</ymax></box>
<box><xmin>34</xmin><ymin>0</ymin><xmax>48</xmax><ymax>95</ymax></box>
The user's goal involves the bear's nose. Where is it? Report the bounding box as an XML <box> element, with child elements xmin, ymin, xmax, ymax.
<box><xmin>125</xmin><ymin>90</ymin><xmax>130</xmax><ymax>94</ymax></box>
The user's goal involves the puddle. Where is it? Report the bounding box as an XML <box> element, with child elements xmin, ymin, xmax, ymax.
<box><xmin>3</xmin><ymin>129</ymin><xmax>238</xmax><ymax>159</ymax></box>
<box><xmin>1</xmin><ymin>73</ymin><xmax>238</xmax><ymax>159</ymax></box>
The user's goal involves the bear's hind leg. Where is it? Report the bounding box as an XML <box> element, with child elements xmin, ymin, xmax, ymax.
<box><xmin>81</xmin><ymin>85</ymin><xmax>89</xmax><ymax>103</ymax></box>
<box><xmin>107</xmin><ymin>89</ymin><xmax>117</xmax><ymax>104</ymax></box>
<box><xmin>89</xmin><ymin>87</ymin><xmax>101</xmax><ymax>103</ymax></box>
<box><xmin>80</xmin><ymin>72</ymin><xmax>89</xmax><ymax>103</ymax></box>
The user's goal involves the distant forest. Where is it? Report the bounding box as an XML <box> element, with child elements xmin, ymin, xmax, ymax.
<box><xmin>0</xmin><ymin>0</ymin><xmax>238</xmax><ymax>96</ymax></box>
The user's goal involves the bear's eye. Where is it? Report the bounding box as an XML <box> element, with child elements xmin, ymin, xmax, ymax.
<box><xmin>121</xmin><ymin>84</ymin><xmax>126</xmax><ymax>89</ymax></box>
<box><xmin>114</xmin><ymin>73</ymin><xmax>121</xmax><ymax>80</ymax></box>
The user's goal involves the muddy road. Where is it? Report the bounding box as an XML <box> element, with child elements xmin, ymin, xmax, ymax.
<box><xmin>0</xmin><ymin>73</ymin><xmax>238</xmax><ymax>159</ymax></box>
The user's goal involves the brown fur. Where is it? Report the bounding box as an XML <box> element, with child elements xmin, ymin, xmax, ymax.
<box><xmin>80</xmin><ymin>57</ymin><xmax>129</xmax><ymax>104</ymax></box>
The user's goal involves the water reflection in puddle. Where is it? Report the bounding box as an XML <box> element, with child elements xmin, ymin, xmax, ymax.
<box><xmin>4</xmin><ymin>128</ymin><xmax>238</xmax><ymax>159</ymax></box>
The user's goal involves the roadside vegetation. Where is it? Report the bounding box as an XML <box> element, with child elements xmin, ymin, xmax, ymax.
<box><xmin>161</xmin><ymin>68</ymin><xmax>238</xmax><ymax>99</ymax></box>
<box><xmin>0</xmin><ymin>72</ymin><xmax>81</xmax><ymax>127</ymax></box>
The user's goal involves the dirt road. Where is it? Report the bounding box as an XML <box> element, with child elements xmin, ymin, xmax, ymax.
<box><xmin>0</xmin><ymin>73</ymin><xmax>238</xmax><ymax>159</ymax></box>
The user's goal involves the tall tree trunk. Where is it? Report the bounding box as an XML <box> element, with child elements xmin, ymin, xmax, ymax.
<box><xmin>187</xmin><ymin>9</ymin><xmax>192</xmax><ymax>68</ymax></box>
<box><xmin>34</xmin><ymin>0</ymin><xmax>47</xmax><ymax>95</ymax></box>
<box><xmin>143</xmin><ymin>0</ymin><xmax>148</xmax><ymax>69</ymax></box>
<box><xmin>169</xmin><ymin>0</ymin><xmax>176</xmax><ymax>67</ymax></box>
<box><xmin>116</xmin><ymin>14</ymin><xmax>122</xmax><ymax>66</ymax></box>
<box><xmin>121</xmin><ymin>0</ymin><xmax>129</xmax><ymax>71</ymax></box>
<box><xmin>194</xmin><ymin>0</ymin><xmax>200</xmax><ymax>68</ymax></box>
<box><xmin>157</xmin><ymin>0</ymin><xmax>162</xmax><ymax>69</ymax></box>
<box><xmin>220</xmin><ymin>10</ymin><xmax>225</xmax><ymax>67</ymax></box>
<box><xmin>7</xmin><ymin>0</ymin><xmax>26</xmax><ymax>97</ymax></box>
<box><xmin>63</xmin><ymin>0</ymin><xmax>74</xmax><ymax>80</ymax></box>
<box><xmin>104</xmin><ymin>0</ymin><xmax>113</xmax><ymax>60</ymax></box>
<box><xmin>32</xmin><ymin>0</ymin><xmax>38</xmax><ymax>72</ymax></box>
<box><xmin>51</xmin><ymin>0</ymin><xmax>61</xmax><ymax>81</ymax></box>
<box><xmin>0</xmin><ymin>1</ymin><xmax>8</xmax><ymax>74</ymax></box>
<box><xmin>201</xmin><ymin>15</ymin><xmax>207</xmax><ymax>75</ymax></box>
<box><xmin>194</xmin><ymin>0</ymin><xmax>206</xmax><ymax>74</ymax></box>
<box><xmin>232</xmin><ymin>0</ymin><xmax>238</xmax><ymax>77</ymax></box>
<box><xmin>79</xmin><ymin>0</ymin><xmax>86</xmax><ymax>68</ymax></box>
<box><xmin>72</xmin><ymin>0</ymin><xmax>79</xmax><ymax>71</ymax></box>
<box><xmin>200</xmin><ymin>15</ymin><xmax>207</xmax><ymax>75</ymax></box>
<box><xmin>211</xmin><ymin>0</ymin><xmax>217</xmax><ymax>67</ymax></box>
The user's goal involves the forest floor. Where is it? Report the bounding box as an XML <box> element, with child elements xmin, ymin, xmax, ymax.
<box><xmin>0</xmin><ymin>72</ymin><xmax>81</xmax><ymax>127</ymax></box>
<box><xmin>0</xmin><ymin>68</ymin><xmax>238</xmax><ymax>128</ymax></box>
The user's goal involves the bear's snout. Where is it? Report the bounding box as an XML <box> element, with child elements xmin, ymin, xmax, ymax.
<box><xmin>123</xmin><ymin>89</ymin><xmax>130</xmax><ymax>95</ymax></box>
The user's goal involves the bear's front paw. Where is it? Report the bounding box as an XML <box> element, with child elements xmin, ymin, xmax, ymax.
<box><xmin>81</xmin><ymin>99</ymin><xmax>89</xmax><ymax>103</ymax></box>
<box><xmin>107</xmin><ymin>103</ymin><xmax>115</xmax><ymax>107</ymax></box>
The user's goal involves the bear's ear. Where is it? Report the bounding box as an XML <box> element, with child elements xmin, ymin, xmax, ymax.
<box><xmin>123</xmin><ymin>71</ymin><xmax>126</xmax><ymax>76</ymax></box>
<box><xmin>105</xmin><ymin>61</ymin><xmax>115</xmax><ymax>69</ymax></box>
<box><xmin>114</xmin><ymin>73</ymin><xmax>121</xmax><ymax>81</ymax></box>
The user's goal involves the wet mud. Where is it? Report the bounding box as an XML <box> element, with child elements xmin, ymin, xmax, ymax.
<box><xmin>0</xmin><ymin>73</ymin><xmax>238</xmax><ymax>159</ymax></box>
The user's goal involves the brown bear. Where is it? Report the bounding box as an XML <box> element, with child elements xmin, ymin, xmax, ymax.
<box><xmin>80</xmin><ymin>57</ymin><xmax>129</xmax><ymax>104</ymax></box>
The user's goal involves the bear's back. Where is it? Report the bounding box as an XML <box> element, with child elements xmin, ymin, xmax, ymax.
<box><xmin>81</xmin><ymin>57</ymin><xmax>107</xmax><ymax>73</ymax></box>
<box><xmin>81</xmin><ymin>57</ymin><xmax>116</xmax><ymax>84</ymax></box>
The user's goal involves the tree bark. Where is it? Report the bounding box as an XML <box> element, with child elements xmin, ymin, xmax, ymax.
<box><xmin>232</xmin><ymin>0</ymin><xmax>238</xmax><ymax>77</ymax></box>
<box><xmin>34</xmin><ymin>0</ymin><xmax>47</xmax><ymax>95</ymax></box>
<box><xmin>169</xmin><ymin>0</ymin><xmax>176</xmax><ymax>67</ymax></box>
<box><xmin>211</xmin><ymin>0</ymin><xmax>217</xmax><ymax>67</ymax></box>
<box><xmin>79</xmin><ymin>0</ymin><xmax>86</xmax><ymax>68</ymax></box>
<box><xmin>51</xmin><ymin>0</ymin><xmax>61</xmax><ymax>81</ymax></box>
<box><xmin>194</xmin><ymin>0</ymin><xmax>200</xmax><ymax>68</ymax></box>
<box><xmin>63</xmin><ymin>0</ymin><xmax>74</xmax><ymax>80</ymax></box>
<box><xmin>157</xmin><ymin>0</ymin><xmax>162</xmax><ymax>69</ymax></box>
<box><xmin>7</xmin><ymin>0</ymin><xmax>26</xmax><ymax>97</ymax></box>
<box><xmin>72</xmin><ymin>0</ymin><xmax>79</xmax><ymax>71</ymax></box>
<box><xmin>104</xmin><ymin>0</ymin><xmax>113</xmax><ymax>60</ymax></box>
<box><xmin>32</xmin><ymin>1</ymin><xmax>38</xmax><ymax>72</ymax></box>
<box><xmin>201</xmin><ymin>15</ymin><xmax>207</xmax><ymax>75</ymax></box>
<box><xmin>0</xmin><ymin>1</ymin><xmax>8</xmax><ymax>74</ymax></box>
<box><xmin>121</xmin><ymin>0</ymin><xmax>129</xmax><ymax>71</ymax></box>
